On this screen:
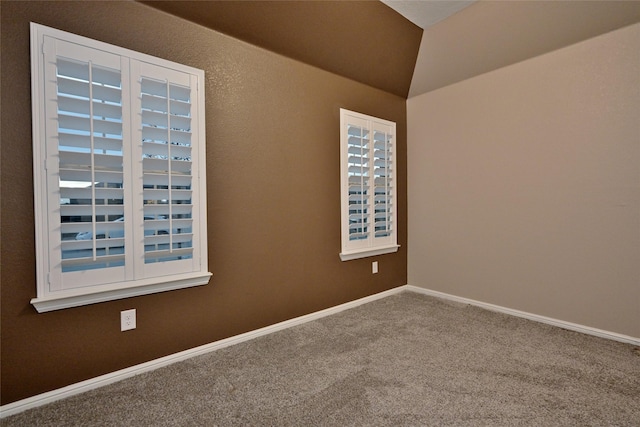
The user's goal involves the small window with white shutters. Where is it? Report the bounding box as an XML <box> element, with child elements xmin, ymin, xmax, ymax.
<box><xmin>30</xmin><ymin>23</ymin><xmax>211</xmax><ymax>312</ymax></box>
<box><xmin>339</xmin><ymin>109</ymin><xmax>398</xmax><ymax>261</ymax></box>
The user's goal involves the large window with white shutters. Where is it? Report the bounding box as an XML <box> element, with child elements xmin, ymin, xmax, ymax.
<box><xmin>30</xmin><ymin>23</ymin><xmax>210</xmax><ymax>312</ymax></box>
<box><xmin>339</xmin><ymin>109</ymin><xmax>398</xmax><ymax>261</ymax></box>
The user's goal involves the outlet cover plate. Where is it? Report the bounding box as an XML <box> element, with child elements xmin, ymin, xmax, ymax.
<box><xmin>121</xmin><ymin>309</ymin><xmax>136</xmax><ymax>331</ymax></box>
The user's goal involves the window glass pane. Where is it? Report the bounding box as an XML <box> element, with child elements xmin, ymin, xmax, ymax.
<box><xmin>347</xmin><ymin>125</ymin><xmax>370</xmax><ymax>241</ymax></box>
<box><xmin>373</xmin><ymin>130</ymin><xmax>393</xmax><ymax>238</ymax></box>
<box><xmin>57</xmin><ymin>58</ymin><xmax>125</xmax><ymax>272</ymax></box>
<box><xmin>140</xmin><ymin>78</ymin><xmax>194</xmax><ymax>264</ymax></box>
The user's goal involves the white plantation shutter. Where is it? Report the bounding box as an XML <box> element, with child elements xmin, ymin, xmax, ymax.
<box><xmin>340</xmin><ymin>109</ymin><xmax>398</xmax><ymax>261</ymax></box>
<box><xmin>31</xmin><ymin>23</ymin><xmax>210</xmax><ymax>312</ymax></box>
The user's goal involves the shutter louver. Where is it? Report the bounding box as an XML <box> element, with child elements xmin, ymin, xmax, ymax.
<box><xmin>56</xmin><ymin>57</ymin><xmax>125</xmax><ymax>273</ymax></box>
<box><xmin>140</xmin><ymin>77</ymin><xmax>194</xmax><ymax>265</ymax></box>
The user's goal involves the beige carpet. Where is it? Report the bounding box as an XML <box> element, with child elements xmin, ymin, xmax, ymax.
<box><xmin>3</xmin><ymin>292</ymin><xmax>639</xmax><ymax>426</ymax></box>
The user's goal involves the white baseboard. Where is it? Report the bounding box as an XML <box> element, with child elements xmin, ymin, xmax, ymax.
<box><xmin>0</xmin><ymin>287</ymin><xmax>405</xmax><ymax>418</ymax></box>
<box><xmin>404</xmin><ymin>285</ymin><xmax>640</xmax><ymax>346</ymax></box>
<box><xmin>4</xmin><ymin>284</ymin><xmax>637</xmax><ymax>418</ymax></box>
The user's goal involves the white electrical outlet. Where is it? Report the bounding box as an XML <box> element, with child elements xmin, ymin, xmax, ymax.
<box><xmin>121</xmin><ymin>309</ymin><xmax>136</xmax><ymax>331</ymax></box>
<box><xmin>372</xmin><ymin>261</ymin><xmax>378</xmax><ymax>274</ymax></box>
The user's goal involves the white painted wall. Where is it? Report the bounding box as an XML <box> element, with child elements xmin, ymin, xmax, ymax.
<box><xmin>407</xmin><ymin>23</ymin><xmax>640</xmax><ymax>338</ymax></box>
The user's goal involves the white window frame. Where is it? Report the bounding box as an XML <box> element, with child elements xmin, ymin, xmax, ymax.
<box><xmin>340</xmin><ymin>109</ymin><xmax>398</xmax><ymax>261</ymax></box>
<box><xmin>30</xmin><ymin>23</ymin><xmax>211</xmax><ymax>312</ymax></box>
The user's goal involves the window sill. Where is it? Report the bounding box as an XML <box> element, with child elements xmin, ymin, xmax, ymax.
<box><xmin>31</xmin><ymin>272</ymin><xmax>212</xmax><ymax>313</ymax></box>
<box><xmin>339</xmin><ymin>245</ymin><xmax>399</xmax><ymax>261</ymax></box>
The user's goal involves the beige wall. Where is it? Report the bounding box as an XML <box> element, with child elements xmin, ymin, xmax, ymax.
<box><xmin>408</xmin><ymin>24</ymin><xmax>640</xmax><ymax>338</ymax></box>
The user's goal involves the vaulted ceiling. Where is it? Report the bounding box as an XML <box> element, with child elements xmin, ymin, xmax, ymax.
<box><xmin>140</xmin><ymin>1</ymin><xmax>640</xmax><ymax>99</ymax></box>
<box><xmin>402</xmin><ymin>0</ymin><xmax>640</xmax><ymax>97</ymax></box>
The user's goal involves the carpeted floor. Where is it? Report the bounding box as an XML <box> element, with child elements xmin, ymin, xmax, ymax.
<box><xmin>2</xmin><ymin>292</ymin><xmax>639</xmax><ymax>426</ymax></box>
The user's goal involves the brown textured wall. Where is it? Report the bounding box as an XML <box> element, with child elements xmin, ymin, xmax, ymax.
<box><xmin>0</xmin><ymin>1</ymin><xmax>407</xmax><ymax>404</ymax></box>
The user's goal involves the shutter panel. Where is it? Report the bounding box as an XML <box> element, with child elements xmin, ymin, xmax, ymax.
<box><xmin>42</xmin><ymin>37</ymin><xmax>128</xmax><ymax>288</ymax></box>
<box><xmin>135</xmin><ymin>65</ymin><xmax>196</xmax><ymax>273</ymax></box>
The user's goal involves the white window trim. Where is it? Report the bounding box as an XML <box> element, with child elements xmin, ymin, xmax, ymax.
<box><xmin>339</xmin><ymin>109</ymin><xmax>399</xmax><ymax>261</ymax></box>
<box><xmin>339</xmin><ymin>245</ymin><xmax>399</xmax><ymax>262</ymax></box>
<box><xmin>30</xmin><ymin>23</ymin><xmax>211</xmax><ymax>312</ymax></box>
<box><xmin>30</xmin><ymin>272</ymin><xmax>212</xmax><ymax>313</ymax></box>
